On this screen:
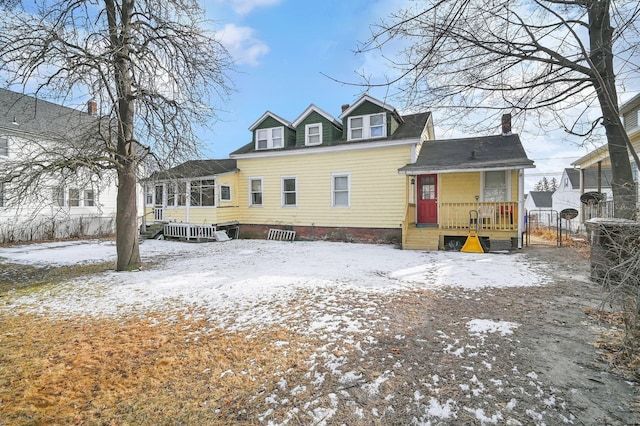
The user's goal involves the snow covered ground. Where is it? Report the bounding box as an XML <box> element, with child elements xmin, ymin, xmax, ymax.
<box><xmin>1</xmin><ymin>239</ymin><xmax>617</xmax><ymax>424</ymax></box>
<box><xmin>0</xmin><ymin>239</ymin><xmax>548</xmax><ymax>322</ymax></box>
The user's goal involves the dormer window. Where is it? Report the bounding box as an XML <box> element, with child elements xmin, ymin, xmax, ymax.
<box><xmin>256</xmin><ymin>127</ymin><xmax>284</xmax><ymax>150</ymax></box>
<box><xmin>305</xmin><ymin>123</ymin><xmax>322</xmax><ymax>145</ymax></box>
<box><xmin>347</xmin><ymin>113</ymin><xmax>386</xmax><ymax>141</ymax></box>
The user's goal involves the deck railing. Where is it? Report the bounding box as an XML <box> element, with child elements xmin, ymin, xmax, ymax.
<box><xmin>163</xmin><ymin>223</ymin><xmax>217</xmax><ymax>240</ymax></box>
<box><xmin>439</xmin><ymin>202</ymin><xmax>519</xmax><ymax>231</ymax></box>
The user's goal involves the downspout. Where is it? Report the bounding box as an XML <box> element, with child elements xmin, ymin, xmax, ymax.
<box><xmin>518</xmin><ymin>169</ymin><xmax>524</xmax><ymax>249</ymax></box>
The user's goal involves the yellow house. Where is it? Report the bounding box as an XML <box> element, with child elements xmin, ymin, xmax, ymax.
<box><xmin>570</xmin><ymin>93</ymin><xmax>640</xmax><ymax>222</ymax></box>
<box><xmin>143</xmin><ymin>95</ymin><xmax>535</xmax><ymax>251</ymax></box>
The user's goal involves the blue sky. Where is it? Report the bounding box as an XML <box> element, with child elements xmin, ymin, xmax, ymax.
<box><xmin>202</xmin><ymin>0</ymin><xmax>640</xmax><ymax>192</ymax></box>
<box><xmin>202</xmin><ymin>0</ymin><xmax>406</xmax><ymax>157</ymax></box>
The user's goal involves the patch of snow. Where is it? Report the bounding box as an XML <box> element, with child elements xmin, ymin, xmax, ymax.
<box><xmin>467</xmin><ymin>319</ymin><xmax>520</xmax><ymax>336</ymax></box>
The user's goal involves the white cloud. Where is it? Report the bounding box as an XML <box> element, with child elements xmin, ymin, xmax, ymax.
<box><xmin>216</xmin><ymin>23</ymin><xmax>269</xmax><ymax>66</ymax></box>
<box><xmin>217</xmin><ymin>0</ymin><xmax>282</xmax><ymax>15</ymax></box>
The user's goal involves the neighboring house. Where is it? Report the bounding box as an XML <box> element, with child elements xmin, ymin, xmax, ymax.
<box><xmin>0</xmin><ymin>88</ymin><xmax>125</xmax><ymax>242</ymax></box>
<box><xmin>144</xmin><ymin>95</ymin><xmax>535</xmax><ymax>251</ymax></box>
<box><xmin>524</xmin><ymin>191</ymin><xmax>555</xmax><ymax>229</ymax></box>
<box><xmin>552</xmin><ymin>167</ymin><xmax>614</xmax><ymax>231</ymax></box>
<box><xmin>569</xmin><ymin>93</ymin><xmax>640</xmax><ymax>222</ymax></box>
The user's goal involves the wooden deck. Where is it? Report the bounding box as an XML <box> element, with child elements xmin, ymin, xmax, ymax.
<box><xmin>402</xmin><ymin>202</ymin><xmax>520</xmax><ymax>251</ymax></box>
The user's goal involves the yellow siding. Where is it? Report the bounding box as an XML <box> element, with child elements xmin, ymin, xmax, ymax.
<box><xmin>163</xmin><ymin>208</ymin><xmax>188</xmax><ymax>222</ymax></box>
<box><xmin>439</xmin><ymin>170</ymin><xmax>520</xmax><ymax>204</ymax></box>
<box><xmin>235</xmin><ymin>145</ymin><xmax>413</xmax><ymax>228</ymax></box>
<box><xmin>439</xmin><ymin>172</ymin><xmax>481</xmax><ymax>203</ymax></box>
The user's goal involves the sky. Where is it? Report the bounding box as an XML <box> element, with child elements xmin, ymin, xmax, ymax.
<box><xmin>199</xmin><ymin>0</ymin><xmax>640</xmax><ymax>192</ymax></box>
<box><xmin>0</xmin><ymin>238</ymin><xmax>601</xmax><ymax>423</ymax></box>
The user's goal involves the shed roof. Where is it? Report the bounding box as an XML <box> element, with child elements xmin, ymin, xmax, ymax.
<box><xmin>149</xmin><ymin>159</ymin><xmax>238</xmax><ymax>180</ymax></box>
<box><xmin>398</xmin><ymin>134</ymin><xmax>534</xmax><ymax>174</ymax></box>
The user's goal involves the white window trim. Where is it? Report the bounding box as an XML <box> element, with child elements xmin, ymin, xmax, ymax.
<box><xmin>331</xmin><ymin>173</ymin><xmax>351</xmax><ymax>208</ymax></box>
<box><xmin>220</xmin><ymin>184</ymin><xmax>232</xmax><ymax>202</ymax></box>
<box><xmin>0</xmin><ymin>136</ymin><xmax>8</xmax><ymax>157</ymax></box>
<box><xmin>347</xmin><ymin>113</ymin><xmax>386</xmax><ymax>141</ymax></box>
<box><xmin>281</xmin><ymin>176</ymin><xmax>297</xmax><ymax>207</ymax></box>
<box><xmin>480</xmin><ymin>170</ymin><xmax>511</xmax><ymax>202</ymax></box>
<box><xmin>249</xmin><ymin>177</ymin><xmax>263</xmax><ymax>207</ymax></box>
<box><xmin>305</xmin><ymin>123</ymin><xmax>322</xmax><ymax>146</ymax></box>
<box><xmin>256</xmin><ymin>126</ymin><xmax>285</xmax><ymax>150</ymax></box>
<box><xmin>190</xmin><ymin>179</ymin><xmax>216</xmax><ymax>208</ymax></box>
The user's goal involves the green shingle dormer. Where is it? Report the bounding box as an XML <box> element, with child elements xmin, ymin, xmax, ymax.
<box><xmin>338</xmin><ymin>95</ymin><xmax>404</xmax><ymax>142</ymax></box>
<box><xmin>291</xmin><ymin>104</ymin><xmax>343</xmax><ymax>147</ymax></box>
<box><xmin>248</xmin><ymin>111</ymin><xmax>296</xmax><ymax>150</ymax></box>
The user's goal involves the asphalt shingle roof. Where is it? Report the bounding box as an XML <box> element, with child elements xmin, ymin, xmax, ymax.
<box><xmin>0</xmin><ymin>88</ymin><xmax>97</xmax><ymax>139</ymax></box>
<box><xmin>529</xmin><ymin>191</ymin><xmax>554</xmax><ymax>208</ymax></box>
<box><xmin>399</xmin><ymin>134</ymin><xmax>534</xmax><ymax>173</ymax></box>
<box><xmin>230</xmin><ymin>112</ymin><xmax>431</xmax><ymax>156</ymax></box>
<box><xmin>150</xmin><ymin>159</ymin><xmax>238</xmax><ymax>180</ymax></box>
<box><xmin>564</xmin><ymin>168</ymin><xmax>613</xmax><ymax>189</ymax></box>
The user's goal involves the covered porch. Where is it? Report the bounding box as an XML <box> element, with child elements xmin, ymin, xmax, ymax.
<box><xmin>402</xmin><ymin>202</ymin><xmax>521</xmax><ymax>251</ymax></box>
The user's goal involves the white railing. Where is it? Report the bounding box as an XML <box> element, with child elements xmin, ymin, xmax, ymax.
<box><xmin>163</xmin><ymin>223</ymin><xmax>217</xmax><ymax>240</ymax></box>
<box><xmin>154</xmin><ymin>207</ymin><xmax>164</xmax><ymax>221</ymax></box>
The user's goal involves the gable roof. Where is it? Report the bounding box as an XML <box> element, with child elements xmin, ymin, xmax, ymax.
<box><xmin>149</xmin><ymin>159</ymin><xmax>238</xmax><ymax>180</ymax></box>
<box><xmin>248</xmin><ymin>111</ymin><xmax>294</xmax><ymax>131</ymax></box>
<box><xmin>338</xmin><ymin>94</ymin><xmax>403</xmax><ymax>124</ymax></box>
<box><xmin>528</xmin><ymin>191</ymin><xmax>553</xmax><ymax>208</ymax></box>
<box><xmin>291</xmin><ymin>104</ymin><xmax>342</xmax><ymax>128</ymax></box>
<box><xmin>230</xmin><ymin>111</ymin><xmax>431</xmax><ymax>157</ymax></box>
<box><xmin>0</xmin><ymin>88</ymin><xmax>97</xmax><ymax>138</ymax></box>
<box><xmin>398</xmin><ymin>134</ymin><xmax>534</xmax><ymax>174</ymax></box>
<box><xmin>563</xmin><ymin>167</ymin><xmax>613</xmax><ymax>189</ymax></box>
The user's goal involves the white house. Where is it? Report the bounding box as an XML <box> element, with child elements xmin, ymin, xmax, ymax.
<box><xmin>552</xmin><ymin>167</ymin><xmax>613</xmax><ymax>232</ymax></box>
<box><xmin>0</xmin><ymin>88</ymin><xmax>130</xmax><ymax>242</ymax></box>
<box><xmin>524</xmin><ymin>191</ymin><xmax>555</xmax><ymax>229</ymax></box>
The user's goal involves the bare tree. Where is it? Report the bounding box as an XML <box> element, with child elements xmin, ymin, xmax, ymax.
<box><xmin>0</xmin><ymin>0</ymin><xmax>232</xmax><ymax>270</ymax></box>
<box><xmin>358</xmin><ymin>0</ymin><xmax>639</xmax><ymax>219</ymax></box>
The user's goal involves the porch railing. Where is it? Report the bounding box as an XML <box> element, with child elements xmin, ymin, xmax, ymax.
<box><xmin>439</xmin><ymin>202</ymin><xmax>519</xmax><ymax>231</ymax></box>
<box><xmin>164</xmin><ymin>223</ymin><xmax>217</xmax><ymax>240</ymax></box>
<box><xmin>154</xmin><ymin>207</ymin><xmax>164</xmax><ymax>221</ymax></box>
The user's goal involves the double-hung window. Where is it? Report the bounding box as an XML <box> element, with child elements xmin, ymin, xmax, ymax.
<box><xmin>0</xmin><ymin>137</ymin><xmax>8</xmax><ymax>157</ymax></box>
<box><xmin>250</xmin><ymin>178</ymin><xmax>263</xmax><ymax>206</ymax></box>
<box><xmin>220</xmin><ymin>185</ymin><xmax>231</xmax><ymax>202</ymax></box>
<box><xmin>256</xmin><ymin>127</ymin><xmax>284</xmax><ymax>150</ymax></box>
<box><xmin>332</xmin><ymin>173</ymin><xmax>350</xmax><ymax>207</ymax></box>
<box><xmin>347</xmin><ymin>113</ymin><xmax>386</xmax><ymax>141</ymax></box>
<box><xmin>483</xmin><ymin>171</ymin><xmax>508</xmax><ymax>201</ymax></box>
<box><xmin>53</xmin><ymin>187</ymin><xmax>65</xmax><ymax>206</ymax></box>
<box><xmin>84</xmin><ymin>190</ymin><xmax>95</xmax><ymax>207</ymax></box>
<box><xmin>305</xmin><ymin>123</ymin><xmax>322</xmax><ymax>145</ymax></box>
<box><xmin>282</xmin><ymin>177</ymin><xmax>297</xmax><ymax>207</ymax></box>
<box><xmin>69</xmin><ymin>188</ymin><xmax>80</xmax><ymax>207</ymax></box>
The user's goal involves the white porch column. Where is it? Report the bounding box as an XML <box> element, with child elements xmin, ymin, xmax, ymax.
<box><xmin>517</xmin><ymin>169</ymin><xmax>524</xmax><ymax>249</ymax></box>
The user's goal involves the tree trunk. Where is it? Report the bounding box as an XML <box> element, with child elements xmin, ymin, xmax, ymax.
<box><xmin>589</xmin><ymin>0</ymin><xmax>636</xmax><ymax>220</ymax></box>
<box><xmin>108</xmin><ymin>0</ymin><xmax>142</xmax><ymax>270</ymax></box>
<box><xmin>116</xmin><ymin>160</ymin><xmax>141</xmax><ymax>271</ymax></box>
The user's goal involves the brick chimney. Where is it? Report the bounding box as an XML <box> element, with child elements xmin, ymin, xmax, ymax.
<box><xmin>87</xmin><ymin>100</ymin><xmax>97</xmax><ymax>116</ymax></box>
<box><xmin>341</xmin><ymin>104</ymin><xmax>350</xmax><ymax>113</ymax></box>
<box><xmin>501</xmin><ymin>113</ymin><xmax>512</xmax><ymax>135</ymax></box>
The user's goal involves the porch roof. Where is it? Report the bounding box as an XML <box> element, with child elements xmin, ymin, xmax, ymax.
<box><xmin>398</xmin><ymin>133</ymin><xmax>534</xmax><ymax>174</ymax></box>
<box><xmin>148</xmin><ymin>159</ymin><xmax>238</xmax><ymax>180</ymax></box>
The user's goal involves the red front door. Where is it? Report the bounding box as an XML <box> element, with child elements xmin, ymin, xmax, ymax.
<box><xmin>417</xmin><ymin>174</ymin><xmax>438</xmax><ymax>224</ymax></box>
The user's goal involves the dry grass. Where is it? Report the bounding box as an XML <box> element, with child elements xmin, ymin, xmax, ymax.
<box><xmin>0</xmin><ymin>311</ymin><xmax>317</xmax><ymax>425</ymax></box>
